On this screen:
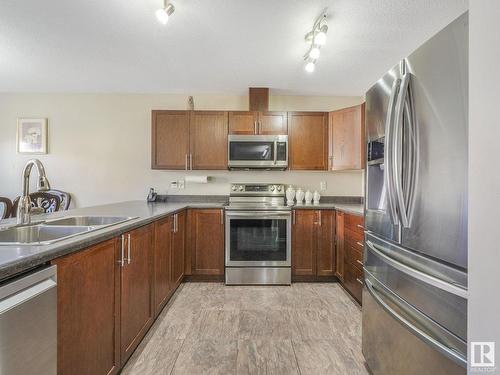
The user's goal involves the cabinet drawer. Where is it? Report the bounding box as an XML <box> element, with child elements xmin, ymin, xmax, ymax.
<box><xmin>344</xmin><ymin>213</ymin><xmax>364</xmax><ymax>234</ymax></box>
<box><xmin>343</xmin><ymin>263</ymin><xmax>363</xmax><ymax>303</ymax></box>
<box><xmin>345</xmin><ymin>227</ymin><xmax>363</xmax><ymax>246</ymax></box>
<box><xmin>346</xmin><ymin>242</ymin><xmax>363</xmax><ymax>269</ymax></box>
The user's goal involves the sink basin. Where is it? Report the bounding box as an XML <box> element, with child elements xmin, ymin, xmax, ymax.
<box><xmin>45</xmin><ymin>216</ymin><xmax>135</xmax><ymax>227</ymax></box>
<box><xmin>0</xmin><ymin>225</ymin><xmax>92</xmax><ymax>245</ymax></box>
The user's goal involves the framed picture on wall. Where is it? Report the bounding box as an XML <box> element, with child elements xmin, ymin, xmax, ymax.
<box><xmin>17</xmin><ymin>118</ymin><xmax>48</xmax><ymax>154</ymax></box>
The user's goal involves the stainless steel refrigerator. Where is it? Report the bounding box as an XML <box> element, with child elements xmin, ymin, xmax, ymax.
<box><xmin>362</xmin><ymin>12</ymin><xmax>468</xmax><ymax>375</ymax></box>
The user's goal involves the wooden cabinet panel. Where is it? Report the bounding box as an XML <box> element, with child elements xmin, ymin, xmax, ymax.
<box><xmin>343</xmin><ymin>263</ymin><xmax>363</xmax><ymax>303</ymax></box>
<box><xmin>339</xmin><ymin>212</ymin><xmax>364</xmax><ymax>304</ymax></box>
<box><xmin>172</xmin><ymin>210</ymin><xmax>186</xmax><ymax>286</ymax></box>
<box><xmin>190</xmin><ymin>111</ymin><xmax>228</xmax><ymax>169</ymax></box>
<box><xmin>258</xmin><ymin>111</ymin><xmax>287</xmax><ymax>135</ymax></box>
<box><xmin>120</xmin><ymin>225</ymin><xmax>154</xmax><ymax>364</ymax></box>
<box><xmin>317</xmin><ymin>210</ymin><xmax>336</xmax><ymax>276</ymax></box>
<box><xmin>345</xmin><ymin>241</ymin><xmax>363</xmax><ymax>268</ymax></box>
<box><xmin>329</xmin><ymin>104</ymin><xmax>365</xmax><ymax>170</ymax></box>
<box><xmin>345</xmin><ymin>213</ymin><xmax>364</xmax><ymax>234</ymax></box>
<box><xmin>288</xmin><ymin>112</ymin><xmax>328</xmax><ymax>170</ymax></box>
<box><xmin>152</xmin><ymin>110</ymin><xmax>190</xmax><ymax>169</ymax></box>
<box><xmin>335</xmin><ymin>211</ymin><xmax>345</xmax><ymax>281</ymax></box>
<box><xmin>188</xmin><ymin>209</ymin><xmax>224</xmax><ymax>275</ymax></box>
<box><xmin>228</xmin><ymin>111</ymin><xmax>258</xmax><ymax>134</ymax></box>
<box><xmin>52</xmin><ymin>239</ymin><xmax>120</xmax><ymax>375</ymax></box>
<box><xmin>292</xmin><ymin>210</ymin><xmax>317</xmax><ymax>276</ymax></box>
<box><xmin>154</xmin><ymin>216</ymin><xmax>173</xmax><ymax>316</ymax></box>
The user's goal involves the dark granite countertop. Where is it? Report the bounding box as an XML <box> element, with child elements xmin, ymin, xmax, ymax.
<box><xmin>0</xmin><ymin>200</ymin><xmax>225</xmax><ymax>281</ymax></box>
<box><xmin>291</xmin><ymin>203</ymin><xmax>364</xmax><ymax>216</ymax></box>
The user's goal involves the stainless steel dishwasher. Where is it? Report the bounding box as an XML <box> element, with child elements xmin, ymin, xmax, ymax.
<box><xmin>0</xmin><ymin>265</ymin><xmax>57</xmax><ymax>374</ymax></box>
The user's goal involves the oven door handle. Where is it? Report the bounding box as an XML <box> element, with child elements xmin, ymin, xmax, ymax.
<box><xmin>225</xmin><ymin>210</ymin><xmax>291</xmax><ymax>218</ymax></box>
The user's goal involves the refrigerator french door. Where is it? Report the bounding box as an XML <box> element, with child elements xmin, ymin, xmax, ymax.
<box><xmin>363</xmin><ymin>12</ymin><xmax>468</xmax><ymax>375</ymax></box>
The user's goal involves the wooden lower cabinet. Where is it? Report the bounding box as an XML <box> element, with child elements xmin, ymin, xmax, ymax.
<box><xmin>335</xmin><ymin>211</ymin><xmax>345</xmax><ymax>281</ymax></box>
<box><xmin>187</xmin><ymin>208</ymin><xmax>225</xmax><ymax>276</ymax></box>
<box><xmin>172</xmin><ymin>210</ymin><xmax>186</xmax><ymax>286</ymax></box>
<box><xmin>292</xmin><ymin>209</ymin><xmax>336</xmax><ymax>279</ymax></box>
<box><xmin>154</xmin><ymin>215</ymin><xmax>173</xmax><ymax>315</ymax></box>
<box><xmin>52</xmin><ymin>239</ymin><xmax>121</xmax><ymax>375</ymax></box>
<box><xmin>120</xmin><ymin>224</ymin><xmax>155</xmax><ymax>364</ymax></box>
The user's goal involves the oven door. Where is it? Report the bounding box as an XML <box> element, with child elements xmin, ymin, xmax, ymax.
<box><xmin>225</xmin><ymin>210</ymin><xmax>291</xmax><ymax>267</ymax></box>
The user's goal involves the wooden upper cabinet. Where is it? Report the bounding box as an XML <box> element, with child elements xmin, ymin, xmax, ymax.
<box><xmin>190</xmin><ymin>111</ymin><xmax>228</xmax><ymax>169</ymax></box>
<box><xmin>288</xmin><ymin>112</ymin><xmax>329</xmax><ymax>170</ymax></box>
<box><xmin>259</xmin><ymin>111</ymin><xmax>287</xmax><ymax>135</ymax></box>
<box><xmin>229</xmin><ymin>111</ymin><xmax>288</xmax><ymax>135</ymax></box>
<box><xmin>152</xmin><ymin>110</ymin><xmax>190</xmax><ymax>170</ymax></box>
<box><xmin>292</xmin><ymin>209</ymin><xmax>317</xmax><ymax>276</ymax></box>
<box><xmin>317</xmin><ymin>210</ymin><xmax>336</xmax><ymax>276</ymax></box>
<box><xmin>120</xmin><ymin>224</ymin><xmax>154</xmax><ymax>364</ymax></box>
<box><xmin>52</xmin><ymin>239</ymin><xmax>121</xmax><ymax>375</ymax></box>
<box><xmin>188</xmin><ymin>209</ymin><xmax>225</xmax><ymax>276</ymax></box>
<box><xmin>329</xmin><ymin>103</ymin><xmax>365</xmax><ymax>170</ymax></box>
<box><xmin>228</xmin><ymin>111</ymin><xmax>258</xmax><ymax>135</ymax></box>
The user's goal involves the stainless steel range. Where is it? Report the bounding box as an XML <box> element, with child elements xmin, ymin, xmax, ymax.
<box><xmin>225</xmin><ymin>183</ymin><xmax>291</xmax><ymax>285</ymax></box>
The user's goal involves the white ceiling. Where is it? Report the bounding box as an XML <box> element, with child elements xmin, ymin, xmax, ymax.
<box><xmin>0</xmin><ymin>0</ymin><xmax>467</xmax><ymax>96</ymax></box>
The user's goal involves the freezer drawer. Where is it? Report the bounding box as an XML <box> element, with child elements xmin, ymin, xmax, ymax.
<box><xmin>362</xmin><ymin>273</ymin><xmax>466</xmax><ymax>375</ymax></box>
<box><xmin>364</xmin><ymin>232</ymin><xmax>467</xmax><ymax>341</ymax></box>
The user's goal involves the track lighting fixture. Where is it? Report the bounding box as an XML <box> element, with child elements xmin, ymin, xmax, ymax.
<box><xmin>304</xmin><ymin>12</ymin><xmax>328</xmax><ymax>72</ymax></box>
<box><xmin>156</xmin><ymin>0</ymin><xmax>175</xmax><ymax>25</ymax></box>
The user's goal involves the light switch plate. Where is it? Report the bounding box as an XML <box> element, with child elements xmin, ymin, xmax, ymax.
<box><xmin>320</xmin><ymin>181</ymin><xmax>327</xmax><ymax>191</ymax></box>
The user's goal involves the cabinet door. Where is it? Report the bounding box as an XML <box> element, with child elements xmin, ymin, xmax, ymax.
<box><xmin>152</xmin><ymin>110</ymin><xmax>190</xmax><ymax>170</ymax></box>
<box><xmin>228</xmin><ymin>111</ymin><xmax>258</xmax><ymax>134</ymax></box>
<box><xmin>258</xmin><ymin>111</ymin><xmax>287</xmax><ymax>135</ymax></box>
<box><xmin>172</xmin><ymin>210</ymin><xmax>186</xmax><ymax>287</ymax></box>
<box><xmin>190</xmin><ymin>111</ymin><xmax>228</xmax><ymax>169</ymax></box>
<box><xmin>335</xmin><ymin>211</ymin><xmax>345</xmax><ymax>281</ymax></box>
<box><xmin>154</xmin><ymin>216</ymin><xmax>173</xmax><ymax>316</ymax></box>
<box><xmin>52</xmin><ymin>239</ymin><xmax>120</xmax><ymax>375</ymax></box>
<box><xmin>121</xmin><ymin>225</ymin><xmax>154</xmax><ymax>364</ymax></box>
<box><xmin>288</xmin><ymin>112</ymin><xmax>328</xmax><ymax>170</ymax></box>
<box><xmin>292</xmin><ymin>209</ymin><xmax>317</xmax><ymax>276</ymax></box>
<box><xmin>329</xmin><ymin>104</ymin><xmax>365</xmax><ymax>170</ymax></box>
<box><xmin>189</xmin><ymin>209</ymin><xmax>224</xmax><ymax>275</ymax></box>
<box><xmin>316</xmin><ymin>210</ymin><xmax>336</xmax><ymax>276</ymax></box>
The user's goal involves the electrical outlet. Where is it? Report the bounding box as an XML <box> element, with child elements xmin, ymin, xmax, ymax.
<box><xmin>178</xmin><ymin>179</ymin><xmax>185</xmax><ymax>189</ymax></box>
<box><xmin>320</xmin><ymin>181</ymin><xmax>327</xmax><ymax>191</ymax></box>
<box><xmin>170</xmin><ymin>181</ymin><xmax>178</xmax><ymax>189</ymax></box>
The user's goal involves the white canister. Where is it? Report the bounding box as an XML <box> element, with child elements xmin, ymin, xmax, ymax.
<box><xmin>286</xmin><ymin>186</ymin><xmax>296</xmax><ymax>206</ymax></box>
<box><xmin>313</xmin><ymin>190</ymin><xmax>321</xmax><ymax>204</ymax></box>
<box><xmin>305</xmin><ymin>190</ymin><xmax>313</xmax><ymax>204</ymax></box>
<box><xmin>295</xmin><ymin>188</ymin><xmax>305</xmax><ymax>205</ymax></box>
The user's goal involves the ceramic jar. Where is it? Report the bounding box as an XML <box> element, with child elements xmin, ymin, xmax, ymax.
<box><xmin>286</xmin><ymin>186</ymin><xmax>296</xmax><ymax>206</ymax></box>
<box><xmin>295</xmin><ymin>188</ymin><xmax>305</xmax><ymax>205</ymax></box>
<box><xmin>313</xmin><ymin>190</ymin><xmax>321</xmax><ymax>204</ymax></box>
<box><xmin>305</xmin><ymin>190</ymin><xmax>313</xmax><ymax>204</ymax></box>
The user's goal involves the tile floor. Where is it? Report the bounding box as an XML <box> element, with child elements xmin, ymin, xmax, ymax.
<box><xmin>122</xmin><ymin>282</ymin><xmax>369</xmax><ymax>375</ymax></box>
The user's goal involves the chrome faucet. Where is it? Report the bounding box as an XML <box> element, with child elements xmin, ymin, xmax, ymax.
<box><xmin>17</xmin><ymin>159</ymin><xmax>51</xmax><ymax>225</ymax></box>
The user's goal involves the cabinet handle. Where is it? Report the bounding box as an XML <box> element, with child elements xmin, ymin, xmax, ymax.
<box><xmin>254</xmin><ymin>121</ymin><xmax>257</xmax><ymax>134</ymax></box>
<box><xmin>357</xmin><ymin>224</ymin><xmax>364</xmax><ymax>229</ymax></box>
<box><xmin>356</xmin><ymin>259</ymin><xmax>363</xmax><ymax>266</ymax></box>
<box><xmin>127</xmin><ymin>234</ymin><xmax>131</xmax><ymax>265</ymax></box>
<box><xmin>189</xmin><ymin>153</ymin><xmax>193</xmax><ymax>170</ymax></box>
<box><xmin>356</xmin><ymin>241</ymin><xmax>363</xmax><ymax>247</ymax></box>
<box><xmin>118</xmin><ymin>235</ymin><xmax>125</xmax><ymax>266</ymax></box>
<box><xmin>175</xmin><ymin>214</ymin><xmax>178</xmax><ymax>233</ymax></box>
<box><xmin>258</xmin><ymin>121</ymin><xmax>262</xmax><ymax>134</ymax></box>
<box><xmin>356</xmin><ymin>278</ymin><xmax>364</xmax><ymax>285</ymax></box>
<box><xmin>220</xmin><ymin>209</ymin><xmax>224</xmax><ymax>225</ymax></box>
<box><xmin>318</xmin><ymin>211</ymin><xmax>322</xmax><ymax>226</ymax></box>
<box><xmin>293</xmin><ymin>210</ymin><xmax>296</xmax><ymax>225</ymax></box>
<box><xmin>185</xmin><ymin>154</ymin><xmax>188</xmax><ymax>170</ymax></box>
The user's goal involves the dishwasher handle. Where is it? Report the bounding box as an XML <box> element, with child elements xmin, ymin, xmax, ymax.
<box><xmin>0</xmin><ymin>265</ymin><xmax>57</xmax><ymax>314</ymax></box>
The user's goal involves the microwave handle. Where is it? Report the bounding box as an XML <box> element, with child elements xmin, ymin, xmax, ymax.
<box><xmin>273</xmin><ymin>141</ymin><xmax>277</xmax><ymax>165</ymax></box>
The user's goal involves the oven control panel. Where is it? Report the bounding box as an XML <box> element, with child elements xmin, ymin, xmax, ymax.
<box><xmin>230</xmin><ymin>183</ymin><xmax>285</xmax><ymax>195</ymax></box>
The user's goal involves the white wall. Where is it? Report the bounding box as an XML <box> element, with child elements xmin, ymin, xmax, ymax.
<box><xmin>0</xmin><ymin>93</ymin><xmax>364</xmax><ymax>207</ymax></box>
<box><xmin>469</xmin><ymin>2</ymin><xmax>500</xmax><ymax>373</ymax></box>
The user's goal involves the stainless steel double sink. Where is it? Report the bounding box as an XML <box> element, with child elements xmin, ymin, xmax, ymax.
<box><xmin>0</xmin><ymin>216</ymin><xmax>137</xmax><ymax>246</ymax></box>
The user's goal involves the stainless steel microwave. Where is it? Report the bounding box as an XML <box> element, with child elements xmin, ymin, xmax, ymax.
<box><xmin>228</xmin><ymin>135</ymin><xmax>288</xmax><ymax>170</ymax></box>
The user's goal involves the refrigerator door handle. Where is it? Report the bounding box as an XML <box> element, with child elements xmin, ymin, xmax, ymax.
<box><xmin>365</xmin><ymin>278</ymin><xmax>466</xmax><ymax>368</ymax></box>
<box><xmin>384</xmin><ymin>78</ymin><xmax>401</xmax><ymax>226</ymax></box>
<box><xmin>366</xmin><ymin>240</ymin><xmax>468</xmax><ymax>298</ymax></box>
